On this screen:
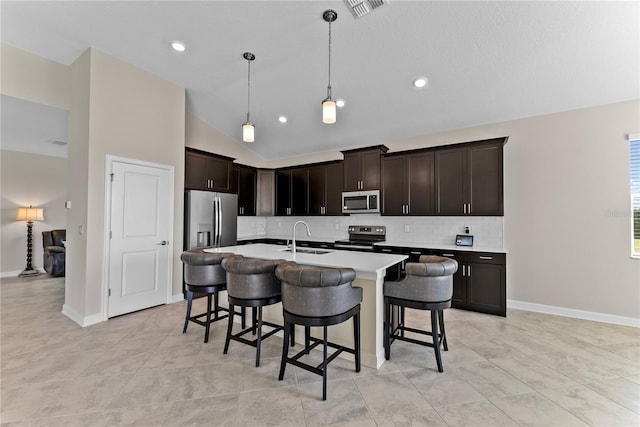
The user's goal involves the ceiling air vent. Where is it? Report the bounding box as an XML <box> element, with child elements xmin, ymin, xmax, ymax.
<box><xmin>344</xmin><ymin>0</ymin><xmax>388</xmax><ymax>19</ymax></box>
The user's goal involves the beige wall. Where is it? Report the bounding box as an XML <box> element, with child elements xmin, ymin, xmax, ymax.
<box><xmin>185</xmin><ymin>112</ymin><xmax>268</xmax><ymax>167</ymax></box>
<box><xmin>67</xmin><ymin>48</ymin><xmax>186</xmax><ymax>318</ymax></box>
<box><xmin>0</xmin><ymin>44</ymin><xmax>69</xmax><ymax>110</ymax></box>
<box><xmin>0</xmin><ymin>151</ymin><xmax>67</xmax><ymax>275</ymax></box>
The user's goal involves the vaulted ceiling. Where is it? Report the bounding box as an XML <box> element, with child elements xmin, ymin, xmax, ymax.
<box><xmin>2</xmin><ymin>1</ymin><xmax>638</xmax><ymax>160</ymax></box>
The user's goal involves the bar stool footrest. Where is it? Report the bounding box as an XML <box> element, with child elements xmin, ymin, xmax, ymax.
<box><xmin>228</xmin><ymin>321</ymin><xmax>283</xmax><ymax>348</ymax></box>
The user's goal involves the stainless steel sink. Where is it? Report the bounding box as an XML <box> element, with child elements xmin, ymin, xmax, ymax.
<box><xmin>279</xmin><ymin>247</ymin><xmax>332</xmax><ymax>255</ymax></box>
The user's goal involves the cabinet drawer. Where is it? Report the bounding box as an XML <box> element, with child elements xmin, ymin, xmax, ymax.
<box><xmin>466</xmin><ymin>252</ymin><xmax>505</xmax><ymax>265</ymax></box>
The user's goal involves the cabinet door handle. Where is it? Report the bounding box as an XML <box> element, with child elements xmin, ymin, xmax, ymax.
<box><xmin>468</xmin><ymin>203</ymin><xmax>471</xmax><ymax>214</ymax></box>
<box><xmin>407</xmin><ymin>204</ymin><xmax>410</xmax><ymax>214</ymax></box>
<box><xmin>463</xmin><ymin>203</ymin><xmax>467</xmax><ymax>214</ymax></box>
<box><xmin>381</xmin><ymin>249</ymin><xmax>392</xmax><ymax>253</ymax></box>
<box><xmin>479</xmin><ymin>256</ymin><xmax>493</xmax><ymax>260</ymax></box>
<box><xmin>467</xmin><ymin>265</ymin><xmax>471</xmax><ymax>277</ymax></box>
<box><xmin>442</xmin><ymin>253</ymin><xmax>455</xmax><ymax>257</ymax></box>
<box><xmin>410</xmin><ymin>251</ymin><xmax>421</xmax><ymax>255</ymax></box>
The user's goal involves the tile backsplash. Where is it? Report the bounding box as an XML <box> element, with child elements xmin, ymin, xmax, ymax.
<box><xmin>238</xmin><ymin>214</ymin><xmax>503</xmax><ymax>249</ymax></box>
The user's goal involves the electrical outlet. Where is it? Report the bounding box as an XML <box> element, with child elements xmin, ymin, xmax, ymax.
<box><xmin>465</xmin><ymin>225</ymin><xmax>471</xmax><ymax>234</ymax></box>
<box><xmin>404</xmin><ymin>224</ymin><xmax>410</xmax><ymax>232</ymax></box>
<box><xmin>335</xmin><ymin>223</ymin><xmax>340</xmax><ymax>230</ymax></box>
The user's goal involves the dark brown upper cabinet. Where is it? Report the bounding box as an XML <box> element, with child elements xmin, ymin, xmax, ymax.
<box><xmin>185</xmin><ymin>148</ymin><xmax>234</xmax><ymax>192</ymax></box>
<box><xmin>231</xmin><ymin>164</ymin><xmax>256</xmax><ymax>216</ymax></box>
<box><xmin>275</xmin><ymin>167</ymin><xmax>308</xmax><ymax>216</ymax></box>
<box><xmin>342</xmin><ymin>145</ymin><xmax>388</xmax><ymax>191</ymax></box>
<box><xmin>308</xmin><ymin>161</ymin><xmax>344</xmax><ymax>215</ymax></box>
<box><xmin>435</xmin><ymin>138</ymin><xmax>505</xmax><ymax>216</ymax></box>
<box><xmin>382</xmin><ymin>151</ymin><xmax>434</xmax><ymax>215</ymax></box>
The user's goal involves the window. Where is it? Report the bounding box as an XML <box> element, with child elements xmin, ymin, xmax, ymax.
<box><xmin>630</xmin><ymin>134</ymin><xmax>640</xmax><ymax>257</ymax></box>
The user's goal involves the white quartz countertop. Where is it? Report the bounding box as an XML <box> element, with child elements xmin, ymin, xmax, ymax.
<box><xmin>204</xmin><ymin>243</ymin><xmax>407</xmax><ymax>274</ymax></box>
<box><xmin>376</xmin><ymin>240</ymin><xmax>507</xmax><ymax>254</ymax></box>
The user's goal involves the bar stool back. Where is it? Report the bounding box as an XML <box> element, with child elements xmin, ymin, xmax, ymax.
<box><xmin>276</xmin><ymin>261</ymin><xmax>362</xmax><ymax>401</ymax></box>
<box><xmin>221</xmin><ymin>256</ymin><xmax>287</xmax><ymax>367</ymax></box>
<box><xmin>180</xmin><ymin>250</ymin><xmax>236</xmax><ymax>343</ymax></box>
<box><xmin>383</xmin><ymin>255</ymin><xmax>458</xmax><ymax>372</ymax></box>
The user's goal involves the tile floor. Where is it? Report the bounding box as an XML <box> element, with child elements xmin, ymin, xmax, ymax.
<box><xmin>1</xmin><ymin>275</ymin><xmax>639</xmax><ymax>426</ymax></box>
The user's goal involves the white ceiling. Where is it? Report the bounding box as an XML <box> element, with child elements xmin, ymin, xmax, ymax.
<box><xmin>1</xmin><ymin>1</ymin><xmax>638</xmax><ymax>160</ymax></box>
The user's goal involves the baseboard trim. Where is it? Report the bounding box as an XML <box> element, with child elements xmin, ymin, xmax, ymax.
<box><xmin>169</xmin><ymin>293</ymin><xmax>184</xmax><ymax>304</ymax></box>
<box><xmin>507</xmin><ymin>299</ymin><xmax>640</xmax><ymax>328</ymax></box>
<box><xmin>1</xmin><ymin>268</ymin><xmax>47</xmax><ymax>278</ymax></box>
<box><xmin>62</xmin><ymin>304</ymin><xmax>103</xmax><ymax>327</ymax></box>
<box><xmin>0</xmin><ymin>270</ymin><xmax>21</xmax><ymax>278</ymax></box>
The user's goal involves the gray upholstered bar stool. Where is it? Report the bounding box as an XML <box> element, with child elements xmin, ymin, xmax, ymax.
<box><xmin>276</xmin><ymin>261</ymin><xmax>362</xmax><ymax>401</ymax></box>
<box><xmin>221</xmin><ymin>255</ymin><xmax>288</xmax><ymax>367</ymax></box>
<box><xmin>384</xmin><ymin>255</ymin><xmax>458</xmax><ymax>372</ymax></box>
<box><xmin>180</xmin><ymin>250</ymin><xmax>239</xmax><ymax>343</ymax></box>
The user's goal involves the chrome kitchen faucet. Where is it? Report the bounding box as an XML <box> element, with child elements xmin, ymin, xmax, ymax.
<box><xmin>291</xmin><ymin>221</ymin><xmax>311</xmax><ymax>259</ymax></box>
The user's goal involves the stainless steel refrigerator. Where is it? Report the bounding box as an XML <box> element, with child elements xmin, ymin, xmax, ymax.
<box><xmin>184</xmin><ymin>190</ymin><xmax>237</xmax><ymax>250</ymax></box>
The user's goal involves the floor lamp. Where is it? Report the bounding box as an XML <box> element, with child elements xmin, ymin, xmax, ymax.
<box><xmin>16</xmin><ymin>206</ymin><xmax>44</xmax><ymax>278</ymax></box>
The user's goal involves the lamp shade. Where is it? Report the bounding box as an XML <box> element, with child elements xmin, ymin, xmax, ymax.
<box><xmin>16</xmin><ymin>207</ymin><xmax>44</xmax><ymax>222</ymax></box>
<box><xmin>322</xmin><ymin>99</ymin><xmax>337</xmax><ymax>124</ymax></box>
<box><xmin>242</xmin><ymin>122</ymin><xmax>255</xmax><ymax>143</ymax></box>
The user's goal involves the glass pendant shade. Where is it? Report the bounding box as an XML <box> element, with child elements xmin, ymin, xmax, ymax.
<box><xmin>322</xmin><ymin>98</ymin><xmax>336</xmax><ymax>124</ymax></box>
<box><xmin>242</xmin><ymin>122</ymin><xmax>255</xmax><ymax>143</ymax></box>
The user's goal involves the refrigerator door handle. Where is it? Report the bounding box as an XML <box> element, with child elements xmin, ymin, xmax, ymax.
<box><xmin>217</xmin><ymin>196</ymin><xmax>223</xmax><ymax>247</ymax></box>
<box><xmin>213</xmin><ymin>197</ymin><xmax>219</xmax><ymax>247</ymax></box>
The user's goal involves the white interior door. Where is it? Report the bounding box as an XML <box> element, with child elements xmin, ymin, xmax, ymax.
<box><xmin>108</xmin><ymin>160</ymin><xmax>172</xmax><ymax>318</ymax></box>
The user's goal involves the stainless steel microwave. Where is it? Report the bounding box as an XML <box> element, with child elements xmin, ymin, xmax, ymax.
<box><xmin>342</xmin><ymin>190</ymin><xmax>380</xmax><ymax>214</ymax></box>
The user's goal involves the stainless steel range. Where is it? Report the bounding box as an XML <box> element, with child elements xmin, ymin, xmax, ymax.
<box><xmin>334</xmin><ymin>225</ymin><xmax>386</xmax><ymax>252</ymax></box>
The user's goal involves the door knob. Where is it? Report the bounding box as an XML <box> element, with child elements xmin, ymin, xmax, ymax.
<box><xmin>158</xmin><ymin>240</ymin><xmax>168</xmax><ymax>246</ymax></box>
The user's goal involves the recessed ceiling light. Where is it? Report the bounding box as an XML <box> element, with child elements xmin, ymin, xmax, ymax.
<box><xmin>413</xmin><ymin>77</ymin><xmax>428</xmax><ymax>88</ymax></box>
<box><xmin>278</xmin><ymin>116</ymin><xmax>288</xmax><ymax>123</ymax></box>
<box><xmin>336</xmin><ymin>99</ymin><xmax>345</xmax><ymax>108</ymax></box>
<box><xmin>171</xmin><ymin>41</ymin><xmax>186</xmax><ymax>52</ymax></box>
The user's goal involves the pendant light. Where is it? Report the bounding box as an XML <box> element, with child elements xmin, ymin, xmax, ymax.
<box><xmin>322</xmin><ymin>9</ymin><xmax>338</xmax><ymax>124</ymax></box>
<box><xmin>242</xmin><ymin>52</ymin><xmax>255</xmax><ymax>143</ymax></box>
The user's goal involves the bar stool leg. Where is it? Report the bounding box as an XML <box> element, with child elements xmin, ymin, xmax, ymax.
<box><xmin>438</xmin><ymin>310</ymin><xmax>448</xmax><ymax>351</ymax></box>
<box><xmin>224</xmin><ymin>303</ymin><xmax>235</xmax><ymax>354</ymax></box>
<box><xmin>278</xmin><ymin>319</ymin><xmax>290</xmax><ymax>381</ymax></box>
<box><xmin>384</xmin><ymin>298</ymin><xmax>391</xmax><ymax>360</ymax></box>
<box><xmin>252</xmin><ymin>307</ymin><xmax>257</xmax><ymax>335</ymax></box>
<box><xmin>213</xmin><ymin>290</ymin><xmax>220</xmax><ymax>320</ymax></box>
<box><xmin>255</xmin><ymin>306</ymin><xmax>263</xmax><ymax>367</ymax></box>
<box><xmin>305</xmin><ymin>326</ymin><xmax>311</xmax><ymax>354</ymax></box>
<box><xmin>204</xmin><ymin>294</ymin><xmax>213</xmax><ymax>343</ymax></box>
<box><xmin>290</xmin><ymin>323</ymin><xmax>295</xmax><ymax>347</ymax></box>
<box><xmin>322</xmin><ymin>325</ymin><xmax>328</xmax><ymax>401</ymax></box>
<box><xmin>431</xmin><ymin>310</ymin><xmax>443</xmax><ymax>372</ymax></box>
<box><xmin>354</xmin><ymin>312</ymin><xmax>361</xmax><ymax>372</ymax></box>
<box><xmin>183</xmin><ymin>291</ymin><xmax>193</xmax><ymax>334</ymax></box>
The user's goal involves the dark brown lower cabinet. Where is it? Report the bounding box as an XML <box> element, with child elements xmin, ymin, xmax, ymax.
<box><xmin>429</xmin><ymin>250</ymin><xmax>506</xmax><ymax>316</ymax></box>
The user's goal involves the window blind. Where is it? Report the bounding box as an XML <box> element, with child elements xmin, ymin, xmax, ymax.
<box><xmin>631</xmin><ymin>139</ymin><xmax>640</xmax><ymax>255</ymax></box>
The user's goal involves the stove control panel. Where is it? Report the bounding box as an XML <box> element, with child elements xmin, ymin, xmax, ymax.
<box><xmin>348</xmin><ymin>225</ymin><xmax>386</xmax><ymax>236</ymax></box>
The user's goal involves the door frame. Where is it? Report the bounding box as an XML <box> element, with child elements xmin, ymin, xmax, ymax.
<box><xmin>102</xmin><ymin>155</ymin><xmax>175</xmax><ymax>321</ymax></box>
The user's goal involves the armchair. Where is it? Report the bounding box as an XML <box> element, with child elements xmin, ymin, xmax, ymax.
<box><xmin>42</xmin><ymin>229</ymin><xmax>66</xmax><ymax>277</ymax></box>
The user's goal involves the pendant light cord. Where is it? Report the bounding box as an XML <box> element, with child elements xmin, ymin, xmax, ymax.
<box><xmin>247</xmin><ymin>59</ymin><xmax>251</xmax><ymax>123</ymax></box>
<box><xmin>327</xmin><ymin>19</ymin><xmax>332</xmax><ymax>98</ymax></box>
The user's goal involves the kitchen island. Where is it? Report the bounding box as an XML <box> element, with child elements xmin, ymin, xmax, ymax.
<box><xmin>205</xmin><ymin>243</ymin><xmax>407</xmax><ymax>369</ymax></box>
